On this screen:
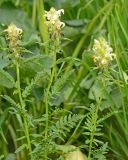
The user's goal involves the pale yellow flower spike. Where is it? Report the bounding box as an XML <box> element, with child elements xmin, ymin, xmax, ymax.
<box><xmin>44</xmin><ymin>7</ymin><xmax>65</xmax><ymax>38</ymax></box>
<box><xmin>92</xmin><ymin>37</ymin><xmax>115</xmax><ymax>68</ymax></box>
<box><xmin>5</xmin><ymin>23</ymin><xmax>23</xmax><ymax>54</ymax></box>
<box><xmin>5</xmin><ymin>23</ymin><xmax>23</xmax><ymax>40</ymax></box>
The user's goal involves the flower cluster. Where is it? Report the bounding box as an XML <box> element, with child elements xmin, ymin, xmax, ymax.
<box><xmin>5</xmin><ymin>23</ymin><xmax>23</xmax><ymax>56</ymax></box>
<box><xmin>92</xmin><ymin>37</ymin><xmax>115</xmax><ymax>68</ymax></box>
<box><xmin>44</xmin><ymin>7</ymin><xmax>65</xmax><ymax>38</ymax></box>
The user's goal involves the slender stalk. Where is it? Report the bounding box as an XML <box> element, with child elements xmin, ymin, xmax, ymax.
<box><xmin>32</xmin><ymin>0</ymin><xmax>37</xmax><ymax>27</ymax></box>
<box><xmin>88</xmin><ymin>97</ymin><xmax>102</xmax><ymax>159</ymax></box>
<box><xmin>16</xmin><ymin>62</ymin><xmax>32</xmax><ymax>156</ymax></box>
<box><xmin>37</xmin><ymin>0</ymin><xmax>49</xmax><ymax>54</ymax></box>
<box><xmin>45</xmin><ymin>45</ymin><xmax>57</xmax><ymax>140</ymax></box>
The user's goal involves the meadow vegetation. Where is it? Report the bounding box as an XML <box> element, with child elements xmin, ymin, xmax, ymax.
<box><xmin>0</xmin><ymin>0</ymin><xmax>128</xmax><ymax>160</ymax></box>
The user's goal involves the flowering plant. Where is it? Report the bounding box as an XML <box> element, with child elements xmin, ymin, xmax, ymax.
<box><xmin>92</xmin><ymin>37</ymin><xmax>115</xmax><ymax>68</ymax></box>
<box><xmin>44</xmin><ymin>7</ymin><xmax>65</xmax><ymax>38</ymax></box>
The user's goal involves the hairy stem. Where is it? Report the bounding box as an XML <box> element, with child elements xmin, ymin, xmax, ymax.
<box><xmin>45</xmin><ymin>45</ymin><xmax>57</xmax><ymax>140</ymax></box>
<box><xmin>16</xmin><ymin>62</ymin><xmax>32</xmax><ymax>156</ymax></box>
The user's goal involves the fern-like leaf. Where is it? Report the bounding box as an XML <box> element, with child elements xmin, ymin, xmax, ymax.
<box><xmin>49</xmin><ymin>114</ymin><xmax>83</xmax><ymax>141</ymax></box>
<box><xmin>0</xmin><ymin>95</ymin><xmax>18</xmax><ymax>107</ymax></box>
<box><xmin>22</xmin><ymin>79</ymin><xmax>35</xmax><ymax>99</ymax></box>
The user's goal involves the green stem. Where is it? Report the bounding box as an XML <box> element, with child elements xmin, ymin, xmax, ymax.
<box><xmin>88</xmin><ymin>97</ymin><xmax>102</xmax><ymax>159</ymax></box>
<box><xmin>37</xmin><ymin>0</ymin><xmax>49</xmax><ymax>54</ymax></box>
<box><xmin>32</xmin><ymin>0</ymin><xmax>37</xmax><ymax>27</ymax></box>
<box><xmin>16</xmin><ymin>62</ymin><xmax>32</xmax><ymax>156</ymax></box>
<box><xmin>45</xmin><ymin>45</ymin><xmax>57</xmax><ymax>140</ymax></box>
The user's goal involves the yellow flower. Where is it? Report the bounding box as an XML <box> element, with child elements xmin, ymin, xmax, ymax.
<box><xmin>5</xmin><ymin>23</ymin><xmax>23</xmax><ymax>41</ymax></box>
<box><xmin>44</xmin><ymin>7</ymin><xmax>65</xmax><ymax>38</ymax></box>
<box><xmin>92</xmin><ymin>37</ymin><xmax>115</xmax><ymax>68</ymax></box>
<box><xmin>5</xmin><ymin>23</ymin><xmax>23</xmax><ymax>54</ymax></box>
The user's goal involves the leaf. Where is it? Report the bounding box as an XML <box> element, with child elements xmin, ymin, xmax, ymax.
<box><xmin>49</xmin><ymin>114</ymin><xmax>83</xmax><ymax>141</ymax></box>
<box><xmin>0</xmin><ymin>69</ymin><xmax>15</xmax><ymax>88</ymax></box>
<box><xmin>49</xmin><ymin>70</ymin><xmax>74</xmax><ymax>106</ymax></box>
<box><xmin>80</xmin><ymin>73</ymin><xmax>96</xmax><ymax>89</ymax></box>
<box><xmin>21</xmin><ymin>55</ymin><xmax>53</xmax><ymax>78</ymax></box>
<box><xmin>0</xmin><ymin>108</ymin><xmax>9</xmax><ymax>143</ymax></box>
<box><xmin>0</xmin><ymin>108</ymin><xmax>9</xmax><ymax>127</ymax></box>
<box><xmin>88</xmin><ymin>79</ymin><xmax>109</xmax><ymax>101</ymax></box>
<box><xmin>97</xmin><ymin>111</ymin><xmax>121</xmax><ymax>124</ymax></box>
<box><xmin>22</xmin><ymin>79</ymin><xmax>35</xmax><ymax>99</ymax></box>
<box><xmin>1</xmin><ymin>95</ymin><xmax>17</xmax><ymax>107</ymax></box>
<box><xmin>16</xmin><ymin>136</ymin><xmax>26</xmax><ymax>141</ymax></box>
<box><xmin>82</xmin><ymin>50</ymin><xmax>95</xmax><ymax>67</ymax></box>
<box><xmin>111</xmin><ymin>88</ymin><xmax>125</xmax><ymax>108</ymax></box>
<box><xmin>63</xmin><ymin>26</ymin><xmax>82</xmax><ymax>38</ymax></box>
<box><xmin>0</xmin><ymin>56</ymin><xmax>9</xmax><ymax>69</ymax></box>
<box><xmin>15</xmin><ymin>144</ymin><xmax>27</xmax><ymax>153</ymax></box>
<box><xmin>5</xmin><ymin>154</ymin><xmax>16</xmax><ymax>160</ymax></box>
<box><xmin>0</xmin><ymin>127</ymin><xmax>7</xmax><ymax>143</ymax></box>
<box><xmin>56</xmin><ymin>57</ymin><xmax>81</xmax><ymax>66</ymax></box>
<box><xmin>66</xmin><ymin>19</ymin><xmax>88</xmax><ymax>27</ymax></box>
<box><xmin>23</xmin><ymin>55</ymin><xmax>44</xmax><ymax>64</ymax></box>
